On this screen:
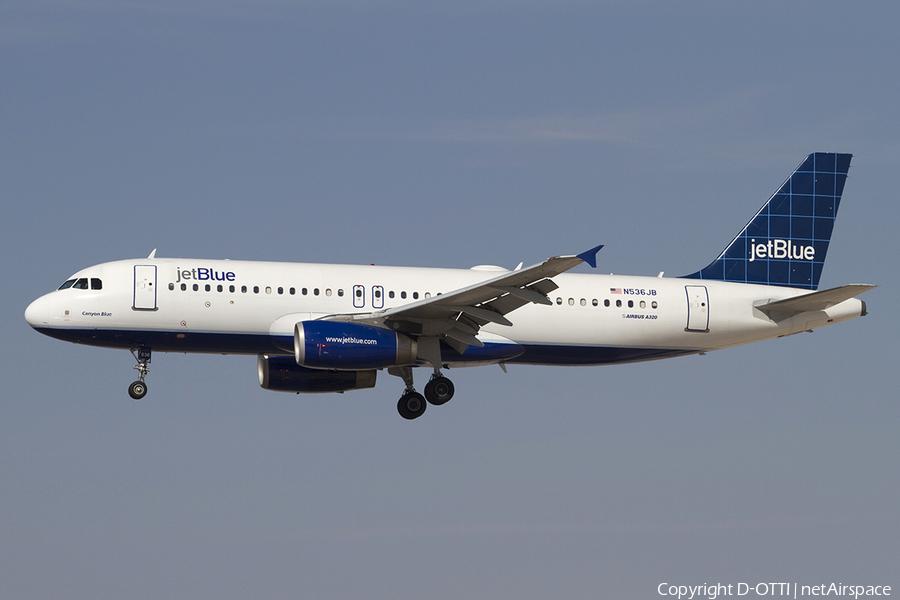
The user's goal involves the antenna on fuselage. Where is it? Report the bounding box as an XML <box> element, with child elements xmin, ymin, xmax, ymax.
<box><xmin>148</xmin><ymin>249</ymin><xmax>157</xmax><ymax>259</ymax></box>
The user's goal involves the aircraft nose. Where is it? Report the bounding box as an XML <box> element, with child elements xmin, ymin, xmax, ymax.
<box><xmin>24</xmin><ymin>295</ymin><xmax>50</xmax><ymax>328</ymax></box>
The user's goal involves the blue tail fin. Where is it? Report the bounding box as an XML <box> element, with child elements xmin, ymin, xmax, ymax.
<box><xmin>681</xmin><ymin>152</ymin><xmax>852</xmax><ymax>290</ymax></box>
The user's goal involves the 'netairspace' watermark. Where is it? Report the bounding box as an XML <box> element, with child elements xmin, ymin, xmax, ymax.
<box><xmin>657</xmin><ymin>583</ymin><xmax>891</xmax><ymax>599</ymax></box>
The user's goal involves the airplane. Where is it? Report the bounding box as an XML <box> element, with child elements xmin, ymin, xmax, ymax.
<box><xmin>25</xmin><ymin>153</ymin><xmax>874</xmax><ymax>420</ymax></box>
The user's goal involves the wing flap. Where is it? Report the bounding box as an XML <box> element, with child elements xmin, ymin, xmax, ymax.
<box><xmin>444</xmin><ymin>327</ymin><xmax>485</xmax><ymax>348</ymax></box>
<box><xmin>445</xmin><ymin>305</ymin><xmax>514</xmax><ymax>327</ymax></box>
<box><xmin>490</xmin><ymin>285</ymin><xmax>553</xmax><ymax>306</ymax></box>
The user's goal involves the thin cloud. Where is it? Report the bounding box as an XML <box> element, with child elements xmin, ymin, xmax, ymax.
<box><xmin>328</xmin><ymin>88</ymin><xmax>886</xmax><ymax>171</ymax></box>
<box><xmin>342</xmin><ymin>89</ymin><xmax>777</xmax><ymax>147</ymax></box>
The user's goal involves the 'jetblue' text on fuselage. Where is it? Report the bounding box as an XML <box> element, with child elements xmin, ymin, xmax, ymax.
<box><xmin>175</xmin><ymin>268</ymin><xmax>236</xmax><ymax>283</ymax></box>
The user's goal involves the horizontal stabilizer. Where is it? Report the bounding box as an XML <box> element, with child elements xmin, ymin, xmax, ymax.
<box><xmin>754</xmin><ymin>284</ymin><xmax>875</xmax><ymax>321</ymax></box>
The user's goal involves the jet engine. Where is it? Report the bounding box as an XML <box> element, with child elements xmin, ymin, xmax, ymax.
<box><xmin>258</xmin><ymin>355</ymin><xmax>376</xmax><ymax>393</ymax></box>
<box><xmin>294</xmin><ymin>321</ymin><xmax>417</xmax><ymax>370</ymax></box>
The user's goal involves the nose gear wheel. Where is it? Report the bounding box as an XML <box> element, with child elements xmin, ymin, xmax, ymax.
<box><xmin>128</xmin><ymin>380</ymin><xmax>147</xmax><ymax>400</ymax></box>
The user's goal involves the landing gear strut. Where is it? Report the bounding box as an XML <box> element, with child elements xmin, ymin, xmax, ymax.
<box><xmin>129</xmin><ymin>347</ymin><xmax>151</xmax><ymax>400</ymax></box>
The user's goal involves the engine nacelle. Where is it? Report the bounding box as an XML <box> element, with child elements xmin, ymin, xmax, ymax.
<box><xmin>258</xmin><ymin>355</ymin><xmax>376</xmax><ymax>393</ymax></box>
<box><xmin>294</xmin><ymin>321</ymin><xmax>417</xmax><ymax>370</ymax></box>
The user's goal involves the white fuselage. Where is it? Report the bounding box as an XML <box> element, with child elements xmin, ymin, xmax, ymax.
<box><xmin>24</xmin><ymin>257</ymin><xmax>866</xmax><ymax>367</ymax></box>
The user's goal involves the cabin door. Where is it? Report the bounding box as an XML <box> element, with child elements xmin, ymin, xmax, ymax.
<box><xmin>133</xmin><ymin>265</ymin><xmax>158</xmax><ymax>310</ymax></box>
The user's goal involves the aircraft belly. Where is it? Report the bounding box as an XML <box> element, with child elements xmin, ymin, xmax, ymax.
<box><xmin>32</xmin><ymin>326</ymin><xmax>288</xmax><ymax>355</ymax></box>
<box><xmin>511</xmin><ymin>344</ymin><xmax>697</xmax><ymax>365</ymax></box>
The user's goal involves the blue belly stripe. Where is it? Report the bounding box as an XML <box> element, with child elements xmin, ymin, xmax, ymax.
<box><xmin>32</xmin><ymin>326</ymin><xmax>696</xmax><ymax>366</ymax></box>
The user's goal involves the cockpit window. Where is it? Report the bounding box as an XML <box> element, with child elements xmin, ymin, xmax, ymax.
<box><xmin>73</xmin><ymin>278</ymin><xmax>89</xmax><ymax>289</ymax></box>
<box><xmin>91</xmin><ymin>278</ymin><xmax>102</xmax><ymax>290</ymax></box>
<box><xmin>58</xmin><ymin>279</ymin><xmax>76</xmax><ymax>290</ymax></box>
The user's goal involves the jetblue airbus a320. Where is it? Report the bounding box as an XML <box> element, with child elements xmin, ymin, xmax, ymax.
<box><xmin>25</xmin><ymin>153</ymin><xmax>873</xmax><ymax>419</ymax></box>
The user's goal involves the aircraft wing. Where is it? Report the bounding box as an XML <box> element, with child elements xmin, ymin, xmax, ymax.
<box><xmin>333</xmin><ymin>244</ymin><xmax>603</xmax><ymax>351</ymax></box>
<box><xmin>754</xmin><ymin>284</ymin><xmax>875</xmax><ymax>322</ymax></box>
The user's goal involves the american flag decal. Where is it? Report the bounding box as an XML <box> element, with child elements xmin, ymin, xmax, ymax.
<box><xmin>610</xmin><ymin>288</ymin><xmax>622</xmax><ymax>294</ymax></box>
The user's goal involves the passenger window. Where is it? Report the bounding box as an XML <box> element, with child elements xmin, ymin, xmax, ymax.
<box><xmin>58</xmin><ymin>279</ymin><xmax>76</xmax><ymax>290</ymax></box>
<box><xmin>266</xmin><ymin>287</ymin><xmax>272</xmax><ymax>294</ymax></box>
<box><xmin>314</xmin><ymin>288</ymin><xmax>319</xmax><ymax>296</ymax></box>
<box><xmin>389</xmin><ymin>291</ymin><xmax>395</xmax><ymax>299</ymax></box>
<box><xmin>401</xmin><ymin>291</ymin><xmax>407</xmax><ymax>299</ymax></box>
<box><xmin>355</xmin><ymin>289</ymin><xmax>362</xmax><ymax>298</ymax></box>
<box><xmin>568</xmin><ymin>298</ymin><xmax>574</xmax><ymax>306</ymax></box>
<box><xmin>325</xmin><ymin>289</ymin><xmax>332</xmax><ymax>296</ymax></box>
<box><xmin>205</xmin><ymin>284</ymin><xmax>211</xmax><ymax>292</ymax></box>
<box><xmin>193</xmin><ymin>284</ymin><xmax>199</xmax><ymax>291</ymax></box>
<box><xmin>652</xmin><ymin>301</ymin><xmax>658</xmax><ymax>309</ymax></box>
<box><xmin>640</xmin><ymin>300</ymin><xmax>646</xmax><ymax>309</ymax></box>
<box><xmin>277</xmin><ymin>287</ymin><xmax>283</xmax><ymax>295</ymax></box>
<box><xmin>73</xmin><ymin>278</ymin><xmax>88</xmax><ymax>289</ymax></box>
<box><xmin>91</xmin><ymin>278</ymin><xmax>102</xmax><ymax>290</ymax></box>
<box><xmin>290</xmin><ymin>288</ymin><xmax>295</xmax><ymax>295</ymax></box>
<box><xmin>556</xmin><ymin>297</ymin><xmax>562</xmax><ymax>305</ymax></box>
<box><xmin>168</xmin><ymin>283</ymin><xmax>175</xmax><ymax>291</ymax></box>
<box><xmin>604</xmin><ymin>299</ymin><xmax>610</xmax><ymax>307</ymax></box>
<box><xmin>217</xmin><ymin>284</ymin><xmax>223</xmax><ymax>292</ymax></box>
<box><xmin>413</xmin><ymin>292</ymin><xmax>419</xmax><ymax>299</ymax></box>
<box><xmin>181</xmin><ymin>283</ymin><xmax>187</xmax><ymax>291</ymax></box>
<box><xmin>616</xmin><ymin>299</ymin><xmax>622</xmax><ymax>308</ymax></box>
<box><xmin>628</xmin><ymin>300</ymin><xmax>633</xmax><ymax>308</ymax></box>
<box><xmin>338</xmin><ymin>289</ymin><xmax>344</xmax><ymax>297</ymax></box>
<box><xmin>580</xmin><ymin>298</ymin><xmax>586</xmax><ymax>306</ymax></box>
<box><xmin>229</xmin><ymin>285</ymin><xmax>235</xmax><ymax>293</ymax></box>
<box><xmin>592</xmin><ymin>299</ymin><xmax>598</xmax><ymax>307</ymax></box>
<box><xmin>253</xmin><ymin>286</ymin><xmax>259</xmax><ymax>294</ymax></box>
<box><xmin>241</xmin><ymin>286</ymin><xmax>247</xmax><ymax>293</ymax></box>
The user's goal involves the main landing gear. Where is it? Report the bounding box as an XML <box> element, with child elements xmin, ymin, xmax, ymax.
<box><xmin>389</xmin><ymin>366</ymin><xmax>456</xmax><ymax>420</ymax></box>
<box><xmin>424</xmin><ymin>375</ymin><xmax>454</xmax><ymax>405</ymax></box>
<box><xmin>128</xmin><ymin>347</ymin><xmax>151</xmax><ymax>400</ymax></box>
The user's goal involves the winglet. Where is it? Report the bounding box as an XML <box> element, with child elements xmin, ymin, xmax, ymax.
<box><xmin>576</xmin><ymin>244</ymin><xmax>604</xmax><ymax>269</ymax></box>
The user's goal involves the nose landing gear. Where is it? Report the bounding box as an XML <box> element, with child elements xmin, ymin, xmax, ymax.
<box><xmin>128</xmin><ymin>347</ymin><xmax>151</xmax><ymax>400</ymax></box>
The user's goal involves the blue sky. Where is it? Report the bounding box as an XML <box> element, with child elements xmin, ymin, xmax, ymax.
<box><xmin>2</xmin><ymin>2</ymin><xmax>897</xmax><ymax>598</ymax></box>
